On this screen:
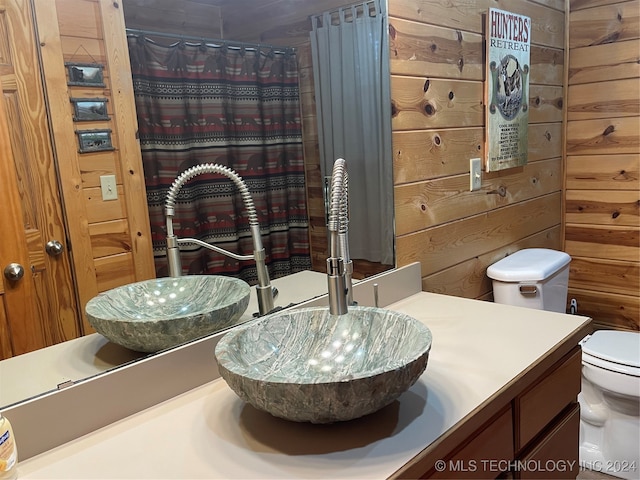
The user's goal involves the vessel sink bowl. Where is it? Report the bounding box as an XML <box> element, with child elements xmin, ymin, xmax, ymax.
<box><xmin>86</xmin><ymin>275</ymin><xmax>250</xmax><ymax>353</ymax></box>
<box><xmin>214</xmin><ymin>306</ymin><xmax>432</xmax><ymax>423</ymax></box>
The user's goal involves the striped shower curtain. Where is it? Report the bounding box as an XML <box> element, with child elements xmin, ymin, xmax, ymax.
<box><xmin>127</xmin><ymin>34</ymin><xmax>311</xmax><ymax>284</ymax></box>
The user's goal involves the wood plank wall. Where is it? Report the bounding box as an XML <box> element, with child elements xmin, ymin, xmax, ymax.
<box><xmin>33</xmin><ymin>0</ymin><xmax>155</xmax><ymax>332</ymax></box>
<box><xmin>389</xmin><ymin>0</ymin><xmax>566</xmax><ymax>300</ymax></box>
<box><xmin>566</xmin><ymin>0</ymin><xmax>640</xmax><ymax>331</ymax></box>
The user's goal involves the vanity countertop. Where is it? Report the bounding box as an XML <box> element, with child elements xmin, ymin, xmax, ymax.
<box><xmin>16</xmin><ymin>291</ymin><xmax>591</xmax><ymax>479</ymax></box>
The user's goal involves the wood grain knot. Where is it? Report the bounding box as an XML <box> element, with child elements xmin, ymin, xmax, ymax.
<box><xmin>612</xmin><ymin>211</ymin><xmax>620</xmax><ymax>219</ymax></box>
<box><xmin>423</xmin><ymin>79</ymin><xmax>430</xmax><ymax>92</ymax></box>
<box><xmin>448</xmin><ymin>91</ymin><xmax>454</xmax><ymax>100</ymax></box>
<box><xmin>424</xmin><ymin>103</ymin><xmax>435</xmax><ymax>115</ymax></box>
<box><xmin>603</xmin><ymin>125</ymin><xmax>615</xmax><ymax>136</ymax></box>
<box><xmin>433</xmin><ymin>135</ymin><xmax>441</xmax><ymax>146</ymax></box>
<box><xmin>389</xmin><ymin>24</ymin><xmax>397</xmax><ymax>39</ymax></box>
<box><xmin>421</xmin><ymin>204</ymin><xmax>427</xmax><ymax>211</ymax></box>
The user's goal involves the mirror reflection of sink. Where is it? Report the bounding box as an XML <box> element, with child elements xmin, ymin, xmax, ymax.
<box><xmin>85</xmin><ymin>275</ymin><xmax>250</xmax><ymax>353</ymax></box>
<box><xmin>214</xmin><ymin>306</ymin><xmax>432</xmax><ymax>423</ymax></box>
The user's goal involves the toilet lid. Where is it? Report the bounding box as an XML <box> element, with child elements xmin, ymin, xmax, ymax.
<box><xmin>582</xmin><ymin>331</ymin><xmax>640</xmax><ymax>375</ymax></box>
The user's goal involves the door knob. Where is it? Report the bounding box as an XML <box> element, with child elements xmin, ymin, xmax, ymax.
<box><xmin>45</xmin><ymin>240</ymin><xmax>64</xmax><ymax>257</ymax></box>
<box><xmin>4</xmin><ymin>263</ymin><xmax>25</xmax><ymax>281</ymax></box>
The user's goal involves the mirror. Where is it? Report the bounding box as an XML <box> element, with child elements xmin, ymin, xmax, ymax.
<box><xmin>0</xmin><ymin>0</ymin><xmax>395</xmax><ymax>409</ymax></box>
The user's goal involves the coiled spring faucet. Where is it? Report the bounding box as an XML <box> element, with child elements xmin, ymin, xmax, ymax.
<box><xmin>164</xmin><ymin>163</ymin><xmax>275</xmax><ymax>316</ymax></box>
<box><xmin>326</xmin><ymin>158</ymin><xmax>354</xmax><ymax>315</ymax></box>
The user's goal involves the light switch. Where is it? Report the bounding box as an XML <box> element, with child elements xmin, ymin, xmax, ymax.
<box><xmin>470</xmin><ymin>158</ymin><xmax>482</xmax><ymax>191</ymax></box>
<box><xmin>100</xmin><ymin>175</ymin><xmax>118</xmax><ymax>201</ymax></box>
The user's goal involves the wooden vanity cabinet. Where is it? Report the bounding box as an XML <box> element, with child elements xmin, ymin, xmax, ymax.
<box><xmin>417</xmin><ymin>347</ymin><xmax>582</xmax><ymax>480</ymax></box>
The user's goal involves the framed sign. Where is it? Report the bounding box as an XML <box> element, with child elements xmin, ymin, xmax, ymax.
<box><xmin>485</xmin><ymin>8</ymin><xmax>531</xmax><ymax>172</ymax></box>
<box><xmin>65</xmin><ymin>63</ymin><xmax>105</xmax><ymax>87</ymax></box>
<box><xmin>70</xmin><ymin>98</ymin><xmax>109</xmax><ymax>121</ymax></box>
<box><xmin>76</xmin><ymin>129</ymin><xmax>114</xmax><ymax>153</ymax></box>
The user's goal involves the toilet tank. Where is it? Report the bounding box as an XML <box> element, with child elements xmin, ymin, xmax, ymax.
<box><xmin>487</xmin><ymin>248</ymin><xmax>571</xmax><ymax>313</ymax></box>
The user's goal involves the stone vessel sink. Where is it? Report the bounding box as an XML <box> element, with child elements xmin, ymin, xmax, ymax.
<box><xmin>86</xmin><ymin>275</ymin><xmax>250</xmax><ymax>353</ymax></box>
<box><xmin>214</xmin><ymin>306</ymin><xmax>432</xmax><ymax>423</ymax></box>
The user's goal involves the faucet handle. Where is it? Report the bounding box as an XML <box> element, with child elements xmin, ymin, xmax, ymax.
<box><xmin>373</xmin><ymin>283</ymin><xmax>379</xmax><ymax>308</ymax></box>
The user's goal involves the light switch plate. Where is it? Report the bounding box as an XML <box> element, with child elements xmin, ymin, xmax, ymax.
<box><xmin>470</xmin><ymin>158</ymin><xmax>482</xmax><ymax>191</ymax></box>
<box><xmin>100</xmin><ymin>174</ymin><xmax>118</xmax><ymax>201</ymax></box>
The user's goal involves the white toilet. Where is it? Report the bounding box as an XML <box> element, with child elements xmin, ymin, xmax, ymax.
<box><xmin>487</xmin><ymin>248</ymin><xmax>571</xmax><ymax>313</ymax></box>
<box><xmin>488</xmin><ymin>248</ymin><xmax>640</xmax><ymax>479</ymax></box>
<box><xmin>579</xmin><ymin>330</ymin><xmax>639</xmax><ymax>479</ymax></box>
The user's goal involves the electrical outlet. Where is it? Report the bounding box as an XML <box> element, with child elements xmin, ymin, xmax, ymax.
<box><xmin>100</xmin><ymin>175</ymin><xmax>118</xmax><ymax>201</ymax></box>
<box><xmin>470</xmin><ymin>158</ymin><xmax>482</xmax><ymax>191</ymax></box>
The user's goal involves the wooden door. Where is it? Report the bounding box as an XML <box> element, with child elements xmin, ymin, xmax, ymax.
<box><xmin>0</xmin><ymin>0</ymin><xmax>81</xmax><ymax>359</ymax></box>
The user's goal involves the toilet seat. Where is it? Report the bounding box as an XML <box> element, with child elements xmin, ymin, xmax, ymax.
<box><xmin>581</xmin><ymin>331</ymin><xmax>640</xmax><ymax>377</ymax></box>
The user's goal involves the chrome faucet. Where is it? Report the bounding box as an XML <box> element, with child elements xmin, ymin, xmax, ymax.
<box><xmin>326</xmin><ymin>158</ymin><xmax>355</xmax><ymax>315</ymax></box>
<box><xmin>164</xmin><ymin>164</ymin><xmax>275</xmax><ymax>316</ymax></box>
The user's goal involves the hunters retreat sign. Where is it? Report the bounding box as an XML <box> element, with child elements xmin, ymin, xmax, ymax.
<box><xmin>486</xmin><ymin>8</ymin><xmax>531</xmax><ymax>172</ymax></box>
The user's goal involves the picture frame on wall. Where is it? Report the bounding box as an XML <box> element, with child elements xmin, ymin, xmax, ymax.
<box><xmin>485</xmin><ymin>8</ymin><xmax>531</xmax><ymax>172</ymax></box>
<box><xmin>65</xmin><ymin>63</ymin><xmax>105</xmax><ymax>87</ymax></box>
<box><xmin>70</xmin><ymin>98</ymin><xmax>109</xmax><ymax>122</ymax></box>
<box><xmin>76</xmin><ymin>129</ymin><xmax>114</xmax><ymax>153</ymax></box>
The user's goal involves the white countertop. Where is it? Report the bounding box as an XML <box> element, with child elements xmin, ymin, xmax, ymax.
<box><xmin>16</xmin><ymin>291</ymin><xmax>591</xmax><ymax>479</ymax></box>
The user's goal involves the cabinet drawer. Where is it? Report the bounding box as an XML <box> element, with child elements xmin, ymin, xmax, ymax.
<box><xmin>515</xmin><ymin>348</ymin><xmax>581</xmax><ymax>450</ymax></box>
<box><xmin>519</xmin><ymin>403</ymin><xmax>580</xmax><ymax>480</ymax></box>
<box><xmin>427</xmin><ymin>406</ymin><xmax>514</xmax><ymax>479</ymax></box>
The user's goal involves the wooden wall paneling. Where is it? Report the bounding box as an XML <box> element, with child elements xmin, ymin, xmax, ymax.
<box><xmin>570</xmin><ymin>256</ymin><xmax>640</xmax><ymax>296</ymax></box>
<box><xmin>56</xmin><ymin>0</ymin><xmax>101</xmax><ymax>38</ymax></box>
<box><xmin>565</xmin><ymin>190</ymin><xmax>640</xmax><ymax>226</ymax></box>
<box><xmin>389</xmin><ymin>0</ymin><xmax>565</xmax><ymax>48</ymax></box>
<box><xmin>395</xmin><ymin>158</ymin><xmax>563</xmax><ymax>235</ymax></box>
<box><xmin>528</xmin><ymin>85</ymin><xmax>564</xmax><ymax>123</ymax></box>
<box><xmin>570</xmin><ymin>0</ymin><xmax>629</xmax><ymax>11</ymax></box>
<box><xmin>388</xmin><ymin>18</ymin><xmax>484</xmax><ymax>80</ymax></box>
<box><xmin>397</xmin><ymin>193</ymin><xmax>563</xmax><ymax>277</ymax></box>
<box><xmin>565</xmin><ymin>224</ymin><xmax>639</xmax><ymax>261</ymax></box>
<box><xmin>83</xmin><ymin>185</ymin><xmax>127</xmax><ymax>223</ymax></box>
<box><xmin>528</xmin><ymin>123</ymin><xmax>563</xmax><ymax>161</ymax></box>
<box><xmin>79</xmin><ymin>151</ymin><xmax>122</xmax><ymax>188</ymax></box>
<box><xmin>391</xmin><ymin>77</ymin><xmax>484</xmax><ymax>130</ymax></box>
<box><xmin>569</xmin><ymin>40</ymin><xmax>640</xmax><ymax>85</ymax></box>
<box><xmin>530</xmin><ymin>45</ymin><xmax>565</xmax><ymax>85</ymax></box>
<box><xmin>568</xmin><ymin>287</ymin><xmax>639</xmax><ymax>330</ymax></box>
<box><xmin>565</xmin><ymin>154</ymin><xmax>640</xmax><ymax>190</ymax></box>
<box><xmin>99</xmin><ymin>0</ymin><xmax>155</xmax><ymax>282</ymax></box>
<box><xmin>569</xmin><ymin>0</ymin><xmax>640</xmax><ymax>48</ymax></box>
<box><xmin>567</xmin><ymin>78</ymin><xmax>640</xmax><ymax>120</ymax></box>
<box><xmin>94</xmin><ymin>253</ymin><xmax>136</xmax><ymax>292</ymax></box>
<box><xmin>422</xmin><ymin>226</ymin><xmax>563</xmax><ymax>298</ymax></box>
<box><xmin>566</xmin><ymin>116</ymin><xmax>640</xmax><ymax>155</ymax></box>
<box><xmin>121</xmin><ymin>0</ymin><xmax>222</xmax><ymax>38</ymax></box>
<box><xmin>89</xmin><ymin>219</ymin><xmax>132</xmax><ymax>258</ymax></box>
<box><xmin>393</xmin><ymin>128</ymin><xmax>484</xmax><ymax>184</ymax></box>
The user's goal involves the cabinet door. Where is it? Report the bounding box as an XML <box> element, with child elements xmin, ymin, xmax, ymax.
<box><xmin>426</xmin><ymin>407</ymin><xmax>514</xmax><ymax>479</ymax></box>
<box><xmin>515</xmin><ymin>349</ymin><xmax>581</xmax><ymax>450</ymax></box>
<box><xmin>0</xmin><ymin>0</ymin><xmax>81</xmax><ymax>358</ymax></box>
<box><xmin>519</xmin><ymin>404</ymin><xmax>580</xmax><ymax>480</ymax></box>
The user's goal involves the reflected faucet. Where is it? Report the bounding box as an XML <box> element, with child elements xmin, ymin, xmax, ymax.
<box><xmin>326</xmin><ymin>158</ymin><xmax>355</xmax><ymax>315</ymax></box>
<box><xmin>164</xmin><ymin>163</ymin><xmax>275</xmax><ymax>316</ymax></box>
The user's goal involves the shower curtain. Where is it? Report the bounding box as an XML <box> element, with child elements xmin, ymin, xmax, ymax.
<box><xmin>127</xmin><ymin>34</ymin><xmax>311</xmax><ymax>283</ymax></box>
<box><xmin>310</xmin><ymin>0</ymin><xmax>394</xmax><ymax>265</ymax></box>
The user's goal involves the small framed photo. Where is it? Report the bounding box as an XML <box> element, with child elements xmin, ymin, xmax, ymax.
<box><xmin>76</xmin><ymin>129</ymin><xmax>114</xmax><ymax>153</ymax></box>
<box><xmin>65</xmin><ymin>63</ymin><xmax>105</xmax><ymax>87</ymax></box>
<box><xmin>71</xmin><ymin>98</ymin><xmax>109</xmax><ymax>122</ymax></box>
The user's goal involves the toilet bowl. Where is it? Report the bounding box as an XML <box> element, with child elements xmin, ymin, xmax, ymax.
<box><xmin>487</xmin><ymin>249</ymin><xmax>640</xmax><ymax>479</ymax></box>
<box><xmin>578</xmin><ymin>330</ymin><xmax>640</xmax><ymax>480</ymax></box>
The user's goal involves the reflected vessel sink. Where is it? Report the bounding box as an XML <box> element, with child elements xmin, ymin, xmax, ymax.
<box><xmin>214</xmin><ymin>306</ymin><xmax>432</xmax><ymax>423</ymax></box>
<box><xmin>86</xmin><ymin>275</ymin><xmax>250</xmax><ymax>353</ymax></box>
